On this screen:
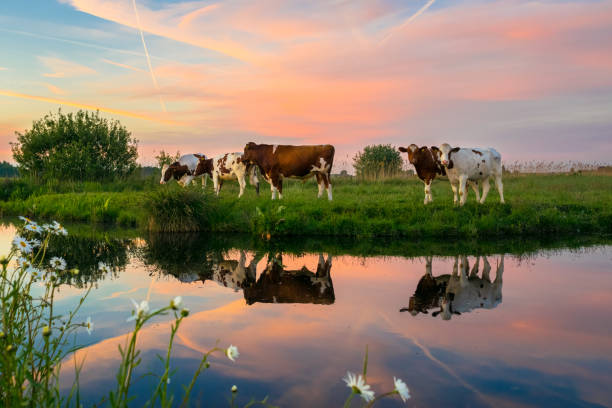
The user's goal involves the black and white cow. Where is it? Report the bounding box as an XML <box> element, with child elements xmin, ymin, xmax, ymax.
<box><xmin>401</xmin><ymin>255</ymin><xmax>504</xmax><ymax>320</ymax></box>
<box><xmin>159</xmin><ymin>154</ymin><xmax>207</xmax><ymax>187</ymax></box>
<box><xmin>196</xmin><ymin>153</ymin><xmax>259</xmax><ymax>198</ymax></box>
<box><xmin>435</xmin><ymin>144</ymin><xmax>505</xmax><ymax>206</ymax></box>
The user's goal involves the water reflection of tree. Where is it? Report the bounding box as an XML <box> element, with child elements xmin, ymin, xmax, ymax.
<box><xmin>45</xmin><ymin>235</ymin><xmax>130</xmax><ymax>287</ymax></box>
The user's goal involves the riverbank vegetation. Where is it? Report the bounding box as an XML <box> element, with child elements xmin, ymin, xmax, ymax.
<box><xmin>1</xmin><ymin>172</ymin><xmax>610</xmax><ymax>239</ymax></box>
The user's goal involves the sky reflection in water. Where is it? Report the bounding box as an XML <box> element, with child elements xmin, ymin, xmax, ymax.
<box><xmin>1</xmin><ymin>224</ymin><xmax>610</xmax><ymax>407</ymax></box>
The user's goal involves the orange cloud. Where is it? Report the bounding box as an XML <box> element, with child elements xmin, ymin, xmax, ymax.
<box><xmin>101</xmin><ymin>58</ymin><xmax>146</xmax><ymax>73</ymax></box>
<box><xmin>0</xmin><ymin>89</ymin><xmax>180</xmax><ymax>125</ymax></box>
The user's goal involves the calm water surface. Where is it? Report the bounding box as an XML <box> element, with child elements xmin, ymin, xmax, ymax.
<box><xmin>1</xmin><ymin>224</ymin><xmax>611</xmax><ymax>407</ymax></box>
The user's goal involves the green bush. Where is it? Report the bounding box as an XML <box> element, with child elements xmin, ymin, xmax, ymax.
<box><xmin>353</xmin><ymin>144</ymin><xmax>404</xmax><ymax>180</ymax></box>
<box><xmin>144</xmin><ymin>188</ymin><xmax>211</xmax><ymax>232</ymax></box>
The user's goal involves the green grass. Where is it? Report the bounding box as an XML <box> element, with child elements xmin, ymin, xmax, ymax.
<box><xmin>1</xmin><ymin>173</ymin><xmax>611</xmax><ymax>238</ymax></box>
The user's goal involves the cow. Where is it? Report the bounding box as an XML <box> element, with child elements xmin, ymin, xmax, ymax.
<box><xmin>243</xmin><ymin>253</ymin><xmax>334</xmax><ymax>305</ymax></box>
<box><xmin>195</xmin><ymin>153</ymin><xmax>260</xmax><ymax>198</ymax></box>
<box><xmin>160</xmin><ymin>153</ymin><xmax>207</xmax><ymax>187</ymax></box>
<box><xmin>398</xmin><ymin>145</ymin><xmax>447</xmax><ymax>204</ymax></box>
<box><xmin>242</xmin><ymin>142</ymin><xmax>335</xmax><ymax>200</ymax></box>
<box><xmin>400</xmin><ymin>255</ymin><xmax>504</xmax><ymax>320</ymax></box>
<box><xmin>438</xmin><ymin>255</ymin><xmax>504</xmax><ymax>320</ymax></box>
<box><xmin>435</xmin><ymin>143</ymin><xmax>505</xmax><ymax>206</ymax></box>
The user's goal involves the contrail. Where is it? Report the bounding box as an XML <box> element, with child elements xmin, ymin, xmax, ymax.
<box><xmin>380</xmin><ymin>0</ymin><xmax>436</xmax><ymax>44</ymax></box>
<box><xmin>131</xmin><ymin>0</ymin><xmax>167</xmax><ymax>113</ymax></box>
<box><xmin>0</xmin><ymin>89</ymin><xmax>179</xmax><ymax>125</ymax></box>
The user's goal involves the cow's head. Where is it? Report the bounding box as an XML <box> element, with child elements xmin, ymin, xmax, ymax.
<box><xmin>160</xmin><ymin>162</ymin><xmax>189</xmax><ymax>184</ymax></box>
<box><xmin>398</xmin><ymin>144</ymin><xmax>419</xmax><ymax>164</ymax></box>
<box><xmin>437</xmin><ymin>143</ymin><xmax>460</xmax><ymax>169</ymax></box>
<box><xmin>242</xmin><ymin>142</ymin><xmax>260</xmax><ymax>164</ymax></box>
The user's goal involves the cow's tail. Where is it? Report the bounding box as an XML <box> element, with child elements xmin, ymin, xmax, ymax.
<box><xmin>489</xmin><ymin>148</ymin><xmax>503</xmax><ymax>173</ymax></box>
<box><xmin>327</xmin><ymin>145</ymin><xmax>335</xmax><ymax>178</ymax></box>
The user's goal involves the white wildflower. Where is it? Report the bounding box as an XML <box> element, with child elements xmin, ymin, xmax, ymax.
<box><xmin>13</xmin><ymin>236</ymin><xmax>32</xmax><ymax>254</ymax></box>
<box><xmin>49</xmin><ymin>257</ymin><xmax>67</xmax><ymax>271</ymax></box>
<box><xmin>127</xmin><ymin>299</ymin><xmax>150</xmax><ymax>322</ymax></box>
<box><xmin>394</xmin><ymin>377</ymin><xmax>410</xmax><ymax>402</ymax></box>
<box><xmin>29</xmin><ymin>238</ymin><xmax>41</xmax><ymax>248</ymax></box>
<box><xmin>50</xmin><ymin>221</ymin><xmax>68</xmax><ymax>236</ymax></box>
<box><xmin>85</xmin><ymin>317</ymin><xmax>94</xmax><ymax>335</ymax></box>
<box><xmin>343</xmin><ymin>372</ymin><xmax>375</xmax><ymax>402</ymax></box>
<box><xmin>225</xmin><ymin>345</ymin><xmax>239</xmax><ymax>362</ymax></box>
<box><xmin>19</xmin><ymin>216</ymin><xmax>33</xmax><ymax>223</ymax></box>
<box><xmin>170</xmin><ymin>296</ymin><xmax>182</xmax><ymax>310</ymax></box>
<box><xmin>16</xmin><ymin>257</ymin><xmax>31</xmax><ymax>268</ymax></box>
<box><xmin>98</xmin><ymin>262</ymin><xmax>111</xmax><ymax>274</ymax></box>
<box><xmin>24</xmin><ymin>222</ymin><xmax>43</xmax><ymax>234</ymax></box>
<box><xmin>231</xmin><ymin>385</ymin><xmax>238</xmax><ymax>393</ymax></box>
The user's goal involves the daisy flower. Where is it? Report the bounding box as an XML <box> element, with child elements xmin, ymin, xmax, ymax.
<box><xmin>29</xmin><ymin>238</ymin><xmax>41</xmax><ymax>248</ymax></box>
<box><xmin>170</xmin><ymin>296</ymin><xmax>183</xmax><ymax>310</ymax></box>
<box><xmin>98</xmin><ymin>262</ymin><xmax>111</xmax><ymax>274</ymax></box>
<box><xmin>24</xmin><ymin>223</ymin><xmax>42</xmax><ymax>234</ymax></box>
<box><xmin>127</xmin><ymin>299</ymin><xmax>150</xmax><ymax>322</ymax></box>
<box><xmin>343</xmin><ymin>372</ymin><xmax>375</xmax><ymax>402</ymax></box>
<box><xmin>225</xmin><ymin>345</ymin><xmax>239</xmax><ymax>362</ymax></box>
<box><xmin>85</xmin><ymin>317</ymin><xmax>94</xmax><ymax>335</ymax></box>
<box><xmin>13</xmin><ymin>236</ymin><xmax>32</xmax><ymax>254</ymax></box>
<box><xmin>49</xmin><ymin>257</ymin><xmax>67</xmax><ymax>271</ymax></box>
<box><xmin>394</xmin><ymin>377</ymin><xmax>411</xmax><ymax>402</ymax></box>
<box><xmin>18</xmin><ymin>216</ymin><xmax>33</xmax><ymax>223</ymax></box>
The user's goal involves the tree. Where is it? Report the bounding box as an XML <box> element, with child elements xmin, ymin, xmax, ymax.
<box><xmin>154</xmin><ymin>150</ymin><xmax>181</xmax><ymax>168</ymax></box>
<box><xmin>0</xmin><ymin>161</ymin><xmax>19</xmax><ymax>177</ymax></box>
<box><xmin>11</xmin><ymin>109</ymin><xmax>138</xmax><ymax>181</ymax></box>
<box><xmin>352</xmin><ymin>144</ymin><xmax>403</xmax><ymax>180</ymax></box>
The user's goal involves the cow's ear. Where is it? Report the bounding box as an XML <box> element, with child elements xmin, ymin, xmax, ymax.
<box><xmin>430</xmin><ymin>146</ymin><xmax>440</xmax><ymax>153</ymax></box>
<box><xmin>420</xmin><ymin>146</ymin><xmax>427</xmax><ymax>151</ymax></box>
<box><xmin>450</xmin><ymin>147</ymin><xmax>460</xmax><ymax>153</ymax></box>
<box><xmin>398</xmin><ymin>146</ymin><xmax>408</xmax><ymax>153</ymax></box>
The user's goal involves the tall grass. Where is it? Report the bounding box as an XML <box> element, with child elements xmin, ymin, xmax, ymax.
<box><xmin>1</xmin><ymin>173</ymin><xmax>611</xmax><ymax>238</ymax></box>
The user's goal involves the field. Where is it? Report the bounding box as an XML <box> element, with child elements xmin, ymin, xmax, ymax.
<box><xmin>0</xmin><ymin>173</ymin><xmax>611</xmax><ymax>238</ymax></box>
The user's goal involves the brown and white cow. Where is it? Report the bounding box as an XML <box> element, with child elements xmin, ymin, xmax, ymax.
<box><xmin>242</xmin><ymin>143</ymin><xmax>335</xmax><ymax>200</ymax></box>
<box><xmin>243</xmin><ymin>253</ymin><xmax>334</xmax><ymax>305</ymax></box>
<box><xmin>398</xmin><ymin>145</ymin><xmax>446</xmax><ymax>204</ymax></box>
<box><xmin>160</xmin><ymin>153</ymin><xmax>207</xmax><ymax>187</ymax></box>
<box><xmin>435</xmin><ymin>143</ymin><xmax>505</xmax><ymax>206</ymax></box>
<box><xmin>195</xmin><ymin>153</ymin><xmax>259</xmax><ymax>198</ymax></box>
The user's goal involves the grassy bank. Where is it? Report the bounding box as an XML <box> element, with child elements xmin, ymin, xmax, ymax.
<box><xmin>1</xmin><ymin>173</ymin><xmax>611</xmax><ymax>238</ymax></box>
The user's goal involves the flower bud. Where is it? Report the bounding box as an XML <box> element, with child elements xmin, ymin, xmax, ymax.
<box><xmin>180</xmin><ymin>308</ymin><xmax>190</xmax><ymax>317</ymax></box>
<box><xmin>231</xmin><ymin>385</ymin><xmax>238</xmax><ymax>393</ymax></box>
<box><xmin>42</xmin><ymin>326</ymin><xmax>52</xmax><ymax>337</ymax></box>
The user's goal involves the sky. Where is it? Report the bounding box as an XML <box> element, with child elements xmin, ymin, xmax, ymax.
<box><xmin>1</xmin><ymin>0</ymin><xmax>611</xmax><ymax>170</ymax></box>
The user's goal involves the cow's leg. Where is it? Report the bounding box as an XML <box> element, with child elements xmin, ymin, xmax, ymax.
<box><xmin>469</xmin><ymin>181</ymin><xmax>481</xmax><ymax>203</ymax></box>
<box><xmin>237</xmin><ymin>174</ymin><xmax>246</xmax><ymax>198</ymax></box>
<box><xmin>482</xmin><ymin>256</ymin><xmax>491</xmax><ymax>282</ymax></box>
<box><xmin>470</xmin><ymin>256</ymin><xmax>480</xmax><ymax>278</ymax></box>
<box><xmin>458</xmin><ymin>176</ymin><xmax>468</xmax><ymax>206</ymax></box>
<box><xmin>213</xmin><ymin>173</ymin><xmax>220</xmax><ymax>196</ymax></box>
<box><xmin>425</xmin><ymin>256</ymin><xmax>433</xmax><ymax>277</ymax></box>
<box><xmin>277</xmin><ymin>178</ymin><xmax>283</xmax><ymax>199</ymax></box>
<box><xmin>316</xmin><ymin>173</ymin><xmax>324</xmax><ymax>198</ymax></box>
<box><xmin>249</xmin><ymin>166</ymin><xmax>260</xmax><ymax>196</ymax></box>
<box><xmin>202</xmin><ymin>174</ymin><xmax>207</xmax><ymax>188</ymax></box>
<box><xmin>451</xmin><ymin>183</ymin><xmax>458</xmax><ymax>205</ymax></box>
<box><xmin>270</xmin><ymin>182</ymin><xmax>277</xmax><ymax>200</ymax></box>
<box><xmin>423</xmin><ymin>179</ymin><xmax>432</xmax><ymax>205</ymax></box>
<box><xmin>480</xmin><ymin>178</ymin><xmax>491</xmax><ymax>204</ymax></box>
<box><xmin>495</xmin><ymin>175</ymin><xmax>505</xmax><ymax>204</ymax></box>
<box><xmin>452</xmin><ymin>256</ymin><xmax>459</xmax><ymax>276</ymax></box>
<box><xmin>325</xmin><ymin>172</ymin><xmax>333</xmax><ymax>201</ymax></box>
<box><xmin>459</xmin><ymin>255</ymin><xmax>469</xmax><ymax>287</ymax></box>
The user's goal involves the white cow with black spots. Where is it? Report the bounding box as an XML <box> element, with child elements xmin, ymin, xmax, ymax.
<box><xmin>196</xmin><ymin>153</ymin><xmax>259</xmax><ymax>198</ymax></box>
<box><xmin>160</xmin><ymin>153</ymin><xmax>207</xmax><ymax>187</ymax></box>
<box><xmin>436</xmin><ymin>143</ymin><xmax>504</xmax><ymax>206</ymax></box>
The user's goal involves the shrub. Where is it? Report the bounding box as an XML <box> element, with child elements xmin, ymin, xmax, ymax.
<box><xmin>144</xmin><ymin>188</ymin><xmax>211</xmax><ymax>232</ymax></box>
<box><xmin>353</xmin><ymin>144</ymin><xmax>403</xmax><ymax>180</ymax></box>
<box><xmin>11</xmin><ymin>109</ymin><xmax>138</xmax><ymax>182</ymax></box>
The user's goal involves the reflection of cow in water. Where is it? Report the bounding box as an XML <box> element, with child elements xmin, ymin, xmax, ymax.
<box><xmin>401</xmin><ymin>255</ymin><xmax>504</xmax><ymax>320</ymax></box>
<box><xmin>244</xmin><ymin>253</ymin><xmax>334</xmax><ymax>305</ymax></box>
<box><xmin>172</xmin><ymin>251</ymin><xmax>334</xmax><ymax>305</ymax></box>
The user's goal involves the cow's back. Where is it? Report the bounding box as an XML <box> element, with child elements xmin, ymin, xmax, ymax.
<box><xmin>273</xmin><ymin>145</ymin><xmax>335</xmax><ymax>177</ymax></box>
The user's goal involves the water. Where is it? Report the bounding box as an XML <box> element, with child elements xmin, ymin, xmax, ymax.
<box><xmin>1</xmin><ymin>223</ymin><xmax>611</xmax><ymax>407</ymax></box>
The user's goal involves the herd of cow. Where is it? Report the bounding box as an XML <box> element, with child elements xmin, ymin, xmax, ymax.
<box><xmin>160</xmin><ymin>142</ymin><xmax>505</xmax><ymax>206</ymax></box>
